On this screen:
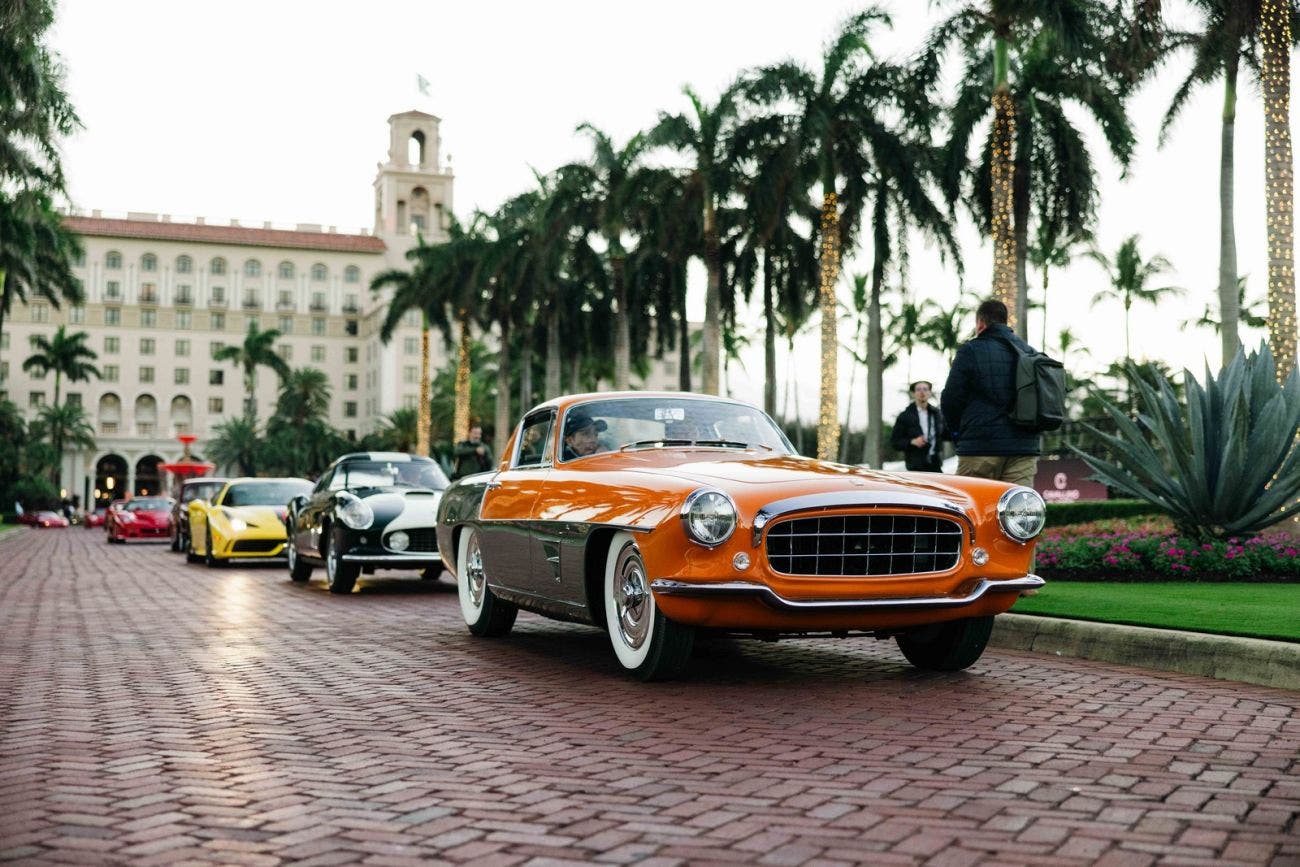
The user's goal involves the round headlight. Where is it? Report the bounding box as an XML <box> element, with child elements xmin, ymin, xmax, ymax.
<box><xmin>387</xmin><ymin>530</ymin><xmax>410</xmax><ymax>552</ymax></box>
<box><xmin>997</xmin><ymin>487</ymin><xmax>1046</xmax><ymax>542</ymax></box>
<box><xmin>337</xmin><ymin>493</ymin><xmax>374</xmax><ymax>530</ymax></box>
<box><xmin>680</xmin><ymin>489</ymin><xmax>737</xmax><ymax>547</ymax></box>
<box><xmin>229</xmin><ymin>518</ymin><xmax>248</xmax><ymax>532</ymax></box>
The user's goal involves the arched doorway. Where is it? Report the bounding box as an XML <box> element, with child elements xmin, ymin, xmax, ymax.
<box><xmin>135</xmin><ymin>455</ymin><xmax>163</xmax><ymax>496</ymax></box>
<box><xmin>95</xmin><ymin>454</ymin><xmax>127</xmax><ymax>505</ymax></box>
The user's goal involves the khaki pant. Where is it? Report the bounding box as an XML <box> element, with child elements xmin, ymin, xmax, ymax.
<box><xmin>956</xmin><ymin>454</ymin><xmax>1038</xmax><ymax>487</ymax></box>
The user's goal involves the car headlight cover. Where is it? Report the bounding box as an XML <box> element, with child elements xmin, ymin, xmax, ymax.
<box><xmin>997</xmin><ymin>487</ymin><xmax>1046</xmax><ymax>542</ymax></box>
<box><xmin>337</xmin><ymin>493</ymin><xmax>374</xmax><ymax>530</ymax></box>
<box><xmin>387</xmin><ymin>530</ymin><xmax>410</xmax><ymax>552</ymax></box>
<box><xmin>229</xmin><ymin>517</ymin><xmax>248</xmax><ymax>532</ymax></box>
<box><xmin>681</xmin><ymin>488</ymin><xmax>737</xmax><ymax>547</ymax></box>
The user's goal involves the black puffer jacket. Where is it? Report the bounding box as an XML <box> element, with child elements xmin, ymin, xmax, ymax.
<box><xmin>941</xmin><ymin>323</ymin><xmax>1041</xmax><ymax>456</ymax></box>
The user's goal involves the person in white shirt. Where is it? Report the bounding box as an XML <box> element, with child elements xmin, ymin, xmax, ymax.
<box><xmin>890</xmin><ymin>380</ymin><xmax>949</xmax><ymax>472</ymax></box>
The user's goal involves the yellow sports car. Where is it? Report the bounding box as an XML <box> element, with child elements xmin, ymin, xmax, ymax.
<box><xmin>188</xmin><ymin>477</ymin><xmax>312</xmax><ymax>567</ymax></box>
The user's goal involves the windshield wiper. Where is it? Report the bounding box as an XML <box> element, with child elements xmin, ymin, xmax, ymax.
<box><xmin>621</xmin><ymin>438</ymin><xmax>772</xmax><ymax>452</ymax></box>
<box><xmin>691</xmin><ymin>439</ymin><xmax>759</xmax><ymax>450</ymax></box>
<box><xmin>622</xmin><ymin>439</ymin><xmax>695</xmax><ymax>451</ymax></box>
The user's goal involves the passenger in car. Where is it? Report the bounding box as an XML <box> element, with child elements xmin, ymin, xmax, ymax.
<box><xmin>562</xmin><ymin>410</ymin><xmax>608</xmax><ymax>460</ymax></box>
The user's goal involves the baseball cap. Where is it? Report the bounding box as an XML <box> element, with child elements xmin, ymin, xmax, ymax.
<box><xmin>564</xmin><ymin>410</ymin><xmax>608</xmax><ymax>438</ymax></box>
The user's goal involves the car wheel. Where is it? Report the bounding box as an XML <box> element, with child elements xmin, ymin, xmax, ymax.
<box><xmin>324</xmin><ymin>529</ymin><xmax>359</xmax><ymax>595</ymax></box>
<box><xmin>604</xmin><ymin>532</ymin><xmax>694</xmax><ymax>682</ymax></box>
<box><xmin>288</xmin><ymin>534</ymin><xmax>313</xmax><ymax>583</ymax></box>
<box><xmin>204</xmin><ymin>528</ymin><xmax>222</xmax><ymax>568</ymax></box>
<box><xmin>170</xmin><ymin>527</ymin><xmax>180</xmax><ymax>552</ymax></box>
<box><xmin>895</xmin><ymin>616</ymin><xmax>995</xmax><ymax>672</ymax></box>
<box><xmin>457</xmin><ymin>527</ymin><xmax>516</xmax><ymax>637</ymax></box>
<box><xmin>420</xmin><ymin>564</ymin><xmax>444</xmax><ymax>581</ymax></box>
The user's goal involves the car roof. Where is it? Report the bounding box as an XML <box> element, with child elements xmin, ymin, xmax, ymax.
<box><xmin>181</xmin><ymin>477</ymin><xmax>228</xmax><ymax>487</ymax></box>
<box><xmin>525</xmin><ymin>391</ymin><xmax>753</xmax><ymax>417</ymax></box>
<box><xmin>222</xmin><ymin>477</ymin><xmax>312</xmax><ymax>486</ymax></box>
<box><xmin>329</xmin><ymin>452</ymin><xmax>430</xmax><ymax>466</ymax></box>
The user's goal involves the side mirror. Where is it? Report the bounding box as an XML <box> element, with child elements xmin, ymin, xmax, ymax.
<box><xmin>289</xmin><ymin>494</ymin><xmax>309</xmax><ymax>511</ymax></box>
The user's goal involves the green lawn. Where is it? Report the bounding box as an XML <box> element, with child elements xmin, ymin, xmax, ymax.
<box><xmin>1012</xmin><ymin>581</ymin><xmax>1300</xmax><ymax>643</ymax></box>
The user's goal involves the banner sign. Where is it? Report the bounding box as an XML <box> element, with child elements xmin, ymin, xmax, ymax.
<box><xmin>1034</xmin><ymin>457</ymin><xmax>1109</xmax><ymax>503</ymax></box>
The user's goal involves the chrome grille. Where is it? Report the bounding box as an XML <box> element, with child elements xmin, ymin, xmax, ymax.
<box><xmin>765</xmin><ymin>514</ymin><xmax>962</xmax><ymax>577</ymax></box>
<box><xmin>386</xmin><ymin>528</ymin><xmax>438</xmax><ymax>553</ymax></box>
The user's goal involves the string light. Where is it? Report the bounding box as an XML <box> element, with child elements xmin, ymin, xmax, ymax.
<box><xmin>453</xmin><ymin>314</ymin><xmax>472</xmax><ymax>444</ymax></box>
<box><xmin>417</xmin><ymin>317</ymin><xmax>431</xmax><ymax>455</ymax></box>
<box><xmin>991</xmin><ymin>87</ymin><xmax>1018</xmax><ymax>329</ymax></box>
<box><xmin>818</xmin><ymin>192</ymin><xmax>841</xmax><ymax>462</ymax></box>
<box><xmin>1263</xmin><ymin>0</ymin><xmax>1298</xmax><ymax>382</ymax></box>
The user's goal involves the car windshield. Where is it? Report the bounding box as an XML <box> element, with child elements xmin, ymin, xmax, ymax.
<box><xmin>36</xmin><ymin>511</ymin><xmax>61</xmax><ymax>519</ymax></box>
<box><xmin>181</xmin><ymin>482</ymin><xmax>224</xmax><ymax>503</ymax></box>
<box><xmin>223</xmin><ymin>481</ymin><xmax>311</xmax><ymax>507</ymax></box>
<box><xmin>335</xmin><ymin>459</ymin><xmax>448</xmax><ymax>490</ymax></box>
<box><xmin>557</xmin><ymin>397</ymin><xmax>793</xmax><ymax>463</ymax></box>
<box><xmin>125</xmin><ymin>498</ymin><xmax>171</xmax><ymax>512</ymax></box>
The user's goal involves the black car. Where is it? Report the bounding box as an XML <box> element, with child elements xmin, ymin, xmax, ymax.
<box><xmin>171</xmin><ymin>477</ymin><xmax>228</xmax><ymax>552</ymax></box>
<box><xmin>286</xmin><ymin>452</ymin><xmax>449</xmax><ymax>594</ymax></box>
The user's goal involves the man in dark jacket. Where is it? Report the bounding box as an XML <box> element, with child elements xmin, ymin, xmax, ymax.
<box><xmin>890</xmin><ymin>380</ymin><xmax>948</xmax><ymax>472</ymax></box>
<box><xmin>941</xmin><ymin>299</ymin><xmax>1040</xmax><ymax>485</ymax></box>
<box><xmin>451</xmin><ymin>423</ymin><xmax>494</xmax><ymax>480</ymax></box>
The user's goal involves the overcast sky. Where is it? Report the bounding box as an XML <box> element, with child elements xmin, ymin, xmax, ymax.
<box><xmin>50</xmin><ymin>1</ymin><xmax>1291</xmax><ymax>426</ymax></box>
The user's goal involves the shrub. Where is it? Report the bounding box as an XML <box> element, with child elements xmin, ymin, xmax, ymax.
<box><xmin>1046</xmin><ymin>499</ymin><xmax>1161</xmax><ymax>527</ymax></box>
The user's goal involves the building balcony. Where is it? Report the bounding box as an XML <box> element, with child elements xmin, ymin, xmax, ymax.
<box><xmin>277</xmin><ymin>299</ymin><xmax>296</xmax><ymax>311</ymax></box>
<box><xmin>139</xmin><ymin>292</ymin><xmax>159</xmax><ymax>305</ymax></box>
<box><xmin>342</xmin><ymin>302</ymin><xmax>359</xmax><ymax>315</ymax></box>
<box><xmin>174</xmin><ymin>295</ymin><xmax>193</xmax><ymax>307</ymax></box>
<box><xmin>309</xmin><ymin>301</ymin><xmax>327</xmax><ymax>312</ymax></box>
<box><xmin>242</xmin><ymin>299</ymin><xmax>262</xmax><ymax>310</ymax></box>
<box><xmin>209</xmin><ymin>297</ymin><xmax>227</xmax><ymax>308</ymax></box>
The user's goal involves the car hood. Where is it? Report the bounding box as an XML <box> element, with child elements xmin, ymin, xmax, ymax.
<box><xmin>120</xmin><ymin>510</ymin><xmax>170</xmax><ymax>523</ymax></box>
<box><xmin>220</xmin><ymin>505</ymin><xmax>288</xmax><ymax>525</ymax></box>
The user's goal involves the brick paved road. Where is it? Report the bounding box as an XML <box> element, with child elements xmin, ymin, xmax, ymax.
<box><xmin>1</xmin><ymin>528</ymin><xmax>1297</xmax><ymax>866</ymax></box>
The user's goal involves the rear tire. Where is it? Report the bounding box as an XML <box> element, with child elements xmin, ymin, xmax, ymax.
<box><xmin>288</xmin><ymin>534</ymin><xmax>313</xmax><ymax>583</ymax></box>
<box><xmin>324</xmin><ymin>529</ymin><xmax>359</xmax><ymax>595</ymax></box>
<box><xmin>604</xmin><ymin>532</ymin><xmax>694</xmax><ymax>682</ymax></box>
<box><xmin>457</xmin><ymin>527</ymin><xmax>516</xmax><ymax>637</ymax></box>
<box><xmin>895</xmin><ymin>616</ymin><xmax>994</xmax><ymax>672</ymax></box>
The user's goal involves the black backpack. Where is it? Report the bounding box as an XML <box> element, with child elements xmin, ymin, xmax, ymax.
<box><xmin>993</xmin><ymin>334</ymin><xmax>1067</xmax><ymax>432</ymax></box>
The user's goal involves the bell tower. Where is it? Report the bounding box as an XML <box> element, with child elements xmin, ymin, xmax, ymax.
<box><xmin>373</xmin><ymin>110</ymin><xmax>454</xmax><ymax>269</ymax></box>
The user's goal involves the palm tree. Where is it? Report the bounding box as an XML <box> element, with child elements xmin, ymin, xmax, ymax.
<box><xmin>375</xmin><ymin>408</ymin><xmax>418</xmax><ymax>453</ymax></box>
<box><xmin>274</xmin><ymin>367</ymin><xmax>331</xmax><ymax>427</ymax></box>
<box><xmin>887</xmin><ymin>296</ymin><xmax>928</xmax><ymax>382</ymax></box>
<box><xmin>746</xmin><ymin>6</ymin><xmax>903</xmax><ymax>460</ymax></box>
<box><xmin>1183</xmin><ymin>276</ymin><xmax>1269</xmax><ymax>333</ymax></box>
<box><xmin>0</xmin><ymin>190</ymin><xmax>83</xmax><ymax>363</ymax></box>
<box><xmin>213</xmin><ymin>323</ymin><xmax>290</xmax><ymax>424</ymax></box>
<box><xmin>1027</xmin><ymin>223</ymin><xmax>1093</xmax><ymax>349</ymax></box>
<box><xmin>919</xmin><ymin>293</ymin><xmax>978</xmax><ymax>367</ymax></box>
<box><xmin>31</xmin><ymin>402</ymin><xmax>94</xmax><ymax>483</ymax></box>
<box><xmin>209</xmin><ymin>415</ymin><xmax>261</xmax><ymax>477</ymax></box>
<box><xmin>1088</xmin><ymin>234</ymin><xmax>1183</xmax><ymax>363</ymax></box>
<box><xmin>1261</xmin><ymin>0</ymin><xmax>1298</xmax><ymax>379</ymax></box>
<box><xmin>22</xmin><ymin>325</ymin><xmax>99</xmax><ymax>408</ymax></box>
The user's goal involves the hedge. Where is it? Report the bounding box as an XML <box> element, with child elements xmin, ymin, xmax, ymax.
<box><xmin>1045</xmin><ymin>499</ymin><xmax>1162</xmax><ymax>527</ymax></box>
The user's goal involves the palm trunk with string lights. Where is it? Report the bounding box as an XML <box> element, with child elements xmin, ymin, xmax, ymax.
<box><xmin>1262</xmin><ymin>0</ymin><xmax>1298</xmax><ymax>380</ymax></box>
<box><xmin>990</xmin><ymin>38</ymin><xmax>1018</xmax><ymax>330</ymax></box>
<box><xmin>416</xmin><ymin>312</ymin><xmax>431</xmax><ymax>455</ymax></box>
<box><xmin>453</xmin><ymin>313</ymin><xmax>472</xmax><ymax>444</ymax></box>
<box><xmin>612</xmin><ymin>253</ymin><xmax>630</xmax><ymax>390</ymax></box>
<box><xmin>702</xmin><ymin>194</ymin><xmax>722</xmax><ymax>395</ymax></box>
<box><xmin>816</xmin><ymin>192</ymin><xmax>841</xmax><ymax>462</ymax></box>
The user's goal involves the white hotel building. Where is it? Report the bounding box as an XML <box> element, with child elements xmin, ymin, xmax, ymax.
<box><xmin>1</xmin><ymin>111</ymin><xmax>677</xmax><ymax>504</ymax></box>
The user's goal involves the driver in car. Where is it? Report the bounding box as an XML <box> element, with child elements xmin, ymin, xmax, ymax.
<box><xmin>562</xmin><ymin>410</ymin><xmax>608</xmax><ymax>460</ymax></box>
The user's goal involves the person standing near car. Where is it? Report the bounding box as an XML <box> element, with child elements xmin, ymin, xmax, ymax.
<box><xmin>452</xmin><ymin>423</ymin><xmax>494</xmax><ymax>480</ymax></box>
<box><xmin>941</xmin><ymin>299</ymin><xmax>1040</xmax><ymax>486</ymax></box>
<box><xmin>890</xmin><ymin>380</ymin><xmax>948</xmax><ymax>472</ymax></box>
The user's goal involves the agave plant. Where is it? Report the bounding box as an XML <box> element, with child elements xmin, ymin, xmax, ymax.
<box><xmin>1075</xmin><ymin>344</ymin><xmax>1300</xmax><ymax>540</ymax></box>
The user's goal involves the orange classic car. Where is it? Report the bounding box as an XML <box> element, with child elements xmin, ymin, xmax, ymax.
<box><xmin>435</xmin><ymin>392</ymin><xmax>1046</xmax><ymax>681</ymax></box>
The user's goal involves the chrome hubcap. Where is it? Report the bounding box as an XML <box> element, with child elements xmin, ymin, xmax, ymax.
<box><xmin>614</xmin><ymin>548</ymin><xmax>650</xmax><ymax>650</ymax></box>
<box><xmin>466</xmin><ymin>537</ymin><xmax>486</xmax><ymax>607</ymax></box>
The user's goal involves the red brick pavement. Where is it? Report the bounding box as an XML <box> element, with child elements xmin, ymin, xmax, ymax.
<box><xmin>1</xmin><ymin>528</ymin><xmax>1297</xmax><ymax>866</ymax></box>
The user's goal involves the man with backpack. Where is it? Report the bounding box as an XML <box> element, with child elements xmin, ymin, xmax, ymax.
<box><xmin>941</xmin><ymin>298</ymin><xmax>1065</xmax><ymax>486</ymax></box>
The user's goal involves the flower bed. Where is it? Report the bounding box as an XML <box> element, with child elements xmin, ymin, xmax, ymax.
<box><xmin>1035</xmin><ymin>517</ymin><xmax>1300</xmax><ymax>582</ymax></box>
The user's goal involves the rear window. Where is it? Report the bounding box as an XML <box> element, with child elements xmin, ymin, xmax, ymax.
<box><xmin>125</xmin><ymin>498</ymin><xmax>172</xmax><ymax>512</ymax></box>
<box><xmin>181</xmin><ymin>482</ymin><xmax>225</xmax><ymax>503</ymax></box>
<box><xmin>223</xmin><ymin>481</ymin><xmax>312</xmax><ymax>507</ymax></box>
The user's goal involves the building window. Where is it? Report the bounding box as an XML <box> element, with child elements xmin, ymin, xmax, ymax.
<box><xmin>176</xmin><ymin>310</ymin><xmax>192</xmax><ymax>330</ymax></box>
<box><xmin>211</xmin><ymin>257</ymin><xmax>226</xmax><ymax>275</ymax></box>
<box><xmin>176</xmin><ymin>255</ymin><xmax>192</xmax><ymax>274</ymax></box>
<box><xmin>104</xmin><ymin>281</ymin><xmax>121</xmax><ymax>301</ymax></box>
<box><xmin>69</xmin><ymin>306</ymin><xmax>85</xmax><ymax>324</ymax></box>
<box><xmin>310</xmin><ymin>345</ymin><xmax>325</xmax><ymax>363</ymax></box>
<box><xmin>345</xmin><ymin>319</ymin><xmax>358</xmax><ymax>336</ymax></box>
<box><xmin>0</xmin><ymin>361</ymin><xmax>7</xmax><ymax>382</ymax></box>
<box><xmin>344</xmin><ymin>401</ymin><xmax>357</xmax><ymax>418</ymax></box>
<box><xmin>29</xmin><ymin>392</ymin><xmax>45</xmax><ymax>407</ymax></box>
<box><xmin>345</xmin><ymin>373</ymin><xmax>357</xmax><ymax>390</ymax></box>
<box><xmin>31</xmin><ymin>303</ymin><xmax>49</xmax><ymax>322</ymax></box>
<box><xmin>208</xmin><ymin>397</ymin><xmax>224</xmax><ymax>414</ymax></box>
<box><xmin>345</xmin><ymin>346</ymin><xmax>358</xmax><ymax>364</ymax></box>
<box><xmin>403</xmin><ymin>394</ymin><xmax>417</xmax><ymax>409</ymax></box>
<box><xmin>140</xmin><ymin>283</ymin><xmax>158</xmax><ymax>305</ymax></box>
<box><xmin>141</xmin><ymin>253</ymin><xmax>157</xmax><ymax>272</ymax></box>
<box><xmin>403</xmin><ymin>309</ymin><xmax>421</xmax><ymax>327</ymax></box>
<box><xmin>210</xmin><ymin>341</ymin><xmax>225</xmax><ymax>358</ymax></box>
<box><xmin>344</xmin><ymin>265</ymin><xmax>360</xmax><ymax>284</ymax></box>
<box><xmin>278</xmin><ymin>290</ymin><xmax>293</xmax><ymax>309</ymax></box>
<box><xmin>175</xmin><ymin>339</ymin><xmax>190</xmax><ymax>356</ymax></box>
<box><xmin>311</xmin><ymin>263</ymin><xmax>327</xmax><ymax>281</ymax></box>
<box><xmin>102</xmin><ymin>365</ymin><xmax>119</xmax><ymax>383</ymax></box>
<box><xmin>278</xmin><ymin>315</ymin><xmax>293</xmax><ymax>334</ymax></box>
<box><xmin>175</xmin><ymin>285</ymin><xmax>192</xmax><ymax>305</ymax></box>
<box><xmin>139</xmin><ymin>367</ymin><xmax>154</xmax><ymax>383</ymax></box>
<box><xmin>209</xmin><ymin>369</ymin><xmax>224</xmax><ymax>385</ymax></box>
<box><xmin>211</xmin><ymin>312</ymin><xmax>225</xmax><ymax>330</ymax></box>
<box><xmin>311</xmin><ymin>317</ymin><xmax>326</xmax><ymax>336</ymax></box>
<box><xmin>278</xmin><ymin>261</ymin><xmax>294</xmax><ymax>279</ymax></box>
<box><xmin>140</xmin><ymin>338</ymin><xmax>155</xmax><ymax>355</ymax></box>
<box><xmin>343</xmin><ymin>294</ymin><xmax>358</xmax><ymax>314</ymax></box>
<box><xmin>243</xmin><ymin>291</ymin><xmax>260</xmax><ymax>310</ymax></box>
<box><xmin>66</xmin><ymin>392</ymin><xmax>81</xmax><ymax>407</ymax></box>
<box><xmin>140</xmin><ymin>309</ymin><xmax>157</xmax><ymax>328</ymax></box>
<box><xmin>105</xmin><ymin>251</ymin><xmax>121</xmax><ymax>269</ymax></box>
<box><xmin>210</xmin><ymin>285</ymin><xmax>225</xmax><ymax>304</ymax></box>
<box><xmin>310</xmin><ymin>291</ymin><xmax>326</xmax><ymax>311</ymax></box>
<box><xmin>244</xmin><ymin>259</ymin><xmax>261</xmax><ymax>278</ymax></box>
<box><xmin>174</xmin><ymin>368</ymin><xmax>190</xmax><ymax>385</ymax></box>
<box><xmin>105</xmin><ymin>307</ymin><xmax>121</xmax><ymax>326</ymax></box>
<box><xmin>404</xmin><ymin>337</ymin><xmax>418</xmax><ymax>354</ymax></box>
<box><xmin>277</xmin><ymin>344</ymin><xmax>292</xmax><ymax>361</ymax></box>
<box><xmin>403</xmin><ymin>366</ymin><xmax>417</xmax><ymax>384</ymax></box>
<box><xmin>104</xmin><ymin>336</ymin><xmax>120</xmax><ymax>354</ymax></box>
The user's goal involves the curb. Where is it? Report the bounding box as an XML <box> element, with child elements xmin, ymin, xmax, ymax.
<box><xmin>990</xmin><ymin>613</ymin><xmax>1300</xmax><ymax>692</ymax></box>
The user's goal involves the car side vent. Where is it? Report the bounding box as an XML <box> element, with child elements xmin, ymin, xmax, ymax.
<box><xmin>766</xmin><ymin>514</ymin><xmax>962</xmax><ymax>577</ymax></box>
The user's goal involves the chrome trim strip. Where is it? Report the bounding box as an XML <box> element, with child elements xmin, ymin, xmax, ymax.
<box><xmin>341</xmin><ymin>554</ymin><xmax>443</xmax><ymax>563</ymax></box>
<box><xmin>649</xmin><ymin>575</ymin><xmax>1043</xmax><ymax>612</ymax></box>
<box><xmin>473</xmin><ymin>518</ymin><xmax>653</xmax><ymax>533</ymax></box>
<box><xmin>752</xmin><ymin>491</ymin><xmax>976</xmax><ymax>547</ymax></box>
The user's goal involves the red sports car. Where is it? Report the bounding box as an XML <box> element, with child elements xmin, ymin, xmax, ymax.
<box><xmin>20</xmin><ymin>510</ymin><xmax>69</xmax><ymax>528</ymax></box>
<box><xmin>84</xmin><ymin>507</ymin><xmax>108</xmax><ymax>528</ymax></box>
<box><xmin>106</xmin><ymin>497</ymin><xmax>175</xmax><ymax>543</ymax></box>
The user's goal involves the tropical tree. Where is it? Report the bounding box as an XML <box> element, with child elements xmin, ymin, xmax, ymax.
<box><xmin>213</xmin><ymin>323</ymin><xmax>290</xmax><ymax>423</ymax></box>
<box><xmin>745</xmin><ymin>6</ymin><xmax>905</xmax><ymax>459</ymax></box>
<box><xmin>919</xmin><ymin>293</ymin><xmax>978</xmax><ymax>366</ymax></box>
<box><xmin>30</xmin><ymin>402</ymin><xmax>94</xmax><ymax>483</ymax></box>
<box><xmin>274</xmin><ymin>367</ymin><xmax>331</xmax><ymax>427</ymax></box>
<box><xmin>22</xmin><ymin>325</ymin><xmax>99</xmax><ymax>408</ymax></box>
<box><xmin>1027</xmin><ymin>223</ymin><xmax>1093</xmax><ymax>348</ymax></box>
<box><xmin>375</xmin><ymin>408</ymin><xmax>418</xmax><ymax>453</ymax></box>
<box><xmin>1088</xmin><ymin>234</ymin><xmax>1183</xmax><ymax>363</ymax></box>
<box><xmin>208</xmin><ymin>415</ymin><xmax>261</xmax><ymax>477</ymax></box>
<box><xmin>1</xmin><ymin>190</ymin><xmax>83</xmax><ymax>360</ymax></box>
